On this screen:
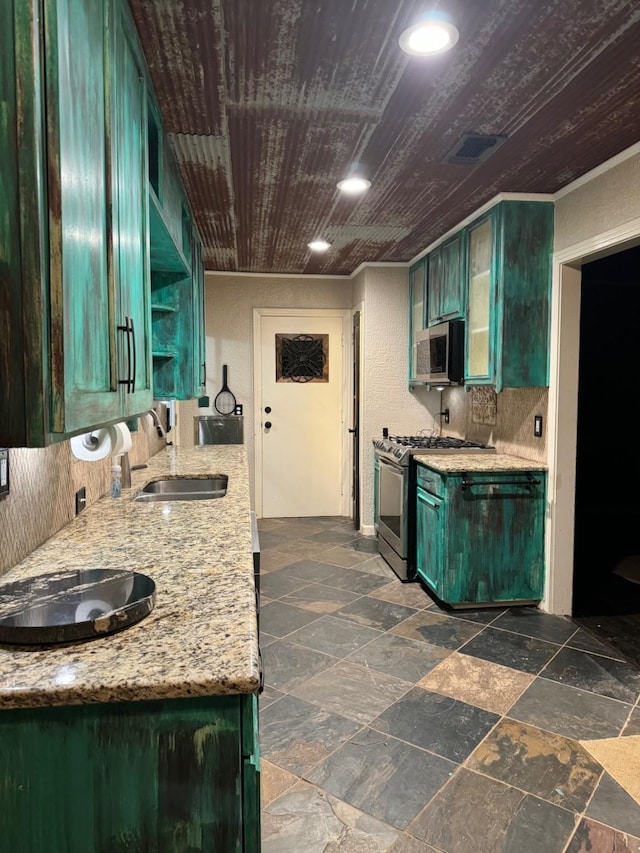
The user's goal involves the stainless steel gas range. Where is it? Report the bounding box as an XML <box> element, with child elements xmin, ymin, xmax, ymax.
<box><xmin>373</xmin><ymin>434</ymin><xmax>496</xmax><ymax>580</ymax></box>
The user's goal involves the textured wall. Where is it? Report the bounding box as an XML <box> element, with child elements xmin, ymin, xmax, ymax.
<box><xmin>555</xmin><ymin>150</ymin><xmax>640</xmax><ymax>251</ymax></box>
<box><xmin>0</xmin><ymin>413</ymin><xmax>169</xmax><ymax>576</ymax></box>
<box><xmin>354</xmin><ymin>266</ymin><xmax>440</xmax><ymax>529</ymax></box>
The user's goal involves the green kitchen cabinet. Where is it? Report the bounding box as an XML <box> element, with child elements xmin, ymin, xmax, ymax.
<box><xmin>465</xmin><ymin>200</ymin><xmax>554</xmax><ymax>390</ymax></box>
<box><xmin>408</xmin><ymin>259</ymin><xmax>427</xmax><ymax>383</ymax></box>
<box><xmin>0</xmin><ymin>692</ymin><xmax>260</xmax><ymax>852</ymax></box>
<box><xmin>0</xmin><ymin>0</ymin><xmax>152</xmax><ymax>446</ymax></box>
<box><xmin>415</xmin><ymin>462</ymin><xmax>546</xmax><ymax>606</ymax></box>
<box><xmin>147</xmin><ymin>103</ymin><xmax>206</xmax><ymax>400</ymax></box>
<box><xmin>427</xmin><ymin>232</ymin><xmax>466</xmax><ymax>326</ymax></box>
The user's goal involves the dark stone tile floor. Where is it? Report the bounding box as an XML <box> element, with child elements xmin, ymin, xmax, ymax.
<box><xmin>258</xmin><ymin>517</ymin><xmax>640</xmax><ymax>852</ymax></box>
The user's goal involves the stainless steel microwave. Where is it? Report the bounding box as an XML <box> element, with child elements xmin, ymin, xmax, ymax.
<box><xmin>414</xmin><ymin>319</ymin><xmax>465</xmax><ymax>385</ymax></box>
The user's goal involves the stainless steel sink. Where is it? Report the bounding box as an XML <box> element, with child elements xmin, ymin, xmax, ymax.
<box><xmin>134</xmin><ymin>476</ymin><xmax>228</xmax><ymax>502</ymax></box>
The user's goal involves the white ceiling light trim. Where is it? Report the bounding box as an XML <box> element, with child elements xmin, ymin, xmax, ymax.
<box><xmin>336</xmin><ymin>176</ymin><xmax>371</xmax><ymax>195</ymax></box>
<box><xmin>307</xmin><ymin>239</ymin><xmax>331</xmax><ymax>252</ymax></box>
<box><xmin>399</xmin><ymin>13</ymin><xmax>459</xmax><ymax>56</ymax></box>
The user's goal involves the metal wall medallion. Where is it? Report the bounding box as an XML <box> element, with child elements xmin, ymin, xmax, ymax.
<box><xmin>276</xmin><ymin>333</ymin><xmax>329</xmax><ymax>382</ymax></box>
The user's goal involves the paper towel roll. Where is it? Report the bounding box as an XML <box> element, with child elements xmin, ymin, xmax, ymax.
<box><xmin>112</xmin><ymin>422</ymin><xmax>132</xmax><ymax>456</ymax></box>
<box><xmin>70</xmin><ymin>429</ymin><xmax>113</xmax><ymax>461</ymax></box>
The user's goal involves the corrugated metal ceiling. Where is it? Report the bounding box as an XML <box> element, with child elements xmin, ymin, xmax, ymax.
<box><xmin>128</xmin><ymin>0</ymin><xmax>640</xmax><ymax>275</ymax></box>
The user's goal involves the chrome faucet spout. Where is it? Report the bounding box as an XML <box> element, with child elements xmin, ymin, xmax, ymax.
<box><xmin>147</xmin><ymin>409</ymin><xmax>166</xmax><ymax>438</ymax></box>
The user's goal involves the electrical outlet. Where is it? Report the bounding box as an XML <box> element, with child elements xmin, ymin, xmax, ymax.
<box><xmin>534</xmin><ymin>415</ymin><xmax>543</xmax><ymax>438</ymax></box>
<box><xmin>75</xmin><ymin>487</ymin><xmax>87</xmax><ymax>515</ymax></box>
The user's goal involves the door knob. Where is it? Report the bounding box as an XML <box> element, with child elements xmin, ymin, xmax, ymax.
<box><xmin>265</xmin><ymin>421</ymin><xmax>272</xmax><ymax>429</ymax></box>
<box><xmin>265</xmin><ymin>406</ymin><xmax>271</xmax><ymax>413</ymax></box>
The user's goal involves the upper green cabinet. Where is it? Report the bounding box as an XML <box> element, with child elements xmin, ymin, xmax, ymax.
<box><xmin>427</xmin><ymin>232</ymin><xmax>465</xmax><ymax>326</ymax></box>
<box><xmin>465</xmin><ymin>201</ymin><xmax>554</xmax><ymax>390</ymax></box>
<box><xmin>408</xmin><ymin>259</ymin><xmax>427</xmax><ymax>383</ymax></box>
<box><xmin>0</xmin><ymin>0</ymin><xmax>153</xmax><ymax>446</ymax></box>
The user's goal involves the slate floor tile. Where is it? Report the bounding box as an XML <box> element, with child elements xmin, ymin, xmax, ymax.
<box><xmin>586</xmin><ymin>772</ymin><xmax>640</xmax><ymax>838</ymax></box>
<box><xmin>260</xmin><ymin>550</ymin><xmax>300</xmax><ymax>572</ymax></box>
<box><xmin>350</xmin><ymin>554</ymin><xmax>399</xmax><ymax>578</ymax></box>
<box><xmin>281</xmin><ymin>582</ymin><xmax>360</xmax><ymax>613</ymax></box>
<box><xmin>260</xmin><ymin>572</ymin><xmax>312</xmax><ymax>600</ymax></box>
<box><xmin>459</xmin><ymin>625</ymin><xmax>560</xmax><ymax>674</ymax></box>
<box><xmin>491</xmin><ymin>607</ymin><xmax>578</xmax><ymax>644</ymax></box>
<box><xmin>371</xmin><ymin>686</ymin><xmax>499</xmax><ymax>763</ymax></box>
<box><xmin>291</xmin><ymin>660</ymin><xmax>413</xmax><ymax>725</ymax></box>
<box><xmin>565</xmin><ymin>817</ymin><xmax>640</xmax><ymax>853</ymax></box>
<box><xmin>539</xmin><ymin>645</ymin><xmax>640</xmax><ymax>703</ymax></box>
<box><xmin>623</xmin><ymin>706</ymin><xmax>640</xmax><ymax>735</ymax></box>
<box><xmin>466</xmin><ymin>718</ymin><xmax>601</xmax><ymax>811</ymax></box>
<box><xmin>347</xmin><ymin>632</ymin><xmax>450</xmax><ymax>683</ymax></box>
<box><xmin>308</xmin><ymin>529</ymin><xmax>361</xmax><ymax>545</ymax></box>
<box><xmin>262</xmin><ymin>639</ymin><xmax>336</xmax><ymax>692</ymax></box>
<box><xmin>314</xmin><ymin>546</ymin><xmax>371</xmax><ymax>568</ymax></box>
<box><xmin>262</xmin><ymin>781</ymin><xmax>400</xmax><ymax>853</ymax></box>
<box><xmin>508</xmin><ymin>677</ymin><xmax>632</xmax><ymax>740</ymax></box>
<box><xmin>408</xmin><ymin>768</ymin><xmax>577</xmax><ymax>853</ymax></box>
<box><xmin>566</xmin><ymin>626</ymin><xmax>627</xmax><ymax>660</ymax></box>
<box><xmin>286</xmin><ymin>614</ymin><xmax>383</xmax><ymax>658</ymax></box>
<box><xmin>259</xmin><ymin>684</ymin><xmax>285</xmax><ymax>710</ymax></box>
<box><xmin>259</xmin><ymin>632</ymin><xmax>279</xmax><ymax>647</ymax></box>
<box><xmin>417</xmin><ymin>652</ymin><xmax>534</xmax><ymax>715</ymax></box>
<box><xmin>320</xmin><ymin>565</ymin><xmax>391</xmax><ymax>594</ymax></box>
<box><xmin>368</xmin><ymin>580</ymin><xmax>434</xmax><ymax>610</ymax></box>
<box><xmin>342</xmin><ymin>536</ymin><xmax>380</xmax><ymax>554</ymax></box>
<box><xmin>427</xmin><ymin>603</ymin><xmax>506</xmax><ymax>624</ymax></box>
<box><xmin>260</xmin><ymin>760</ymin><xmax>298</xmax><ymax>808</ymax></box>
<box><xmin>260</xmin><ymin>600</ymin><xmax>322</xmax><ymax>638</ymax></box>
<box><xmin>271</xmin><ymin>539</ymin><xmax>333</xmax><ymax>558</ymax></box>
<box><xmin>387</xmin><ymin>835</ymin><xmax>439</xmax><ymax>853</ymax></box>
<box><xmin>264</xmin><ymin>558</ymin><xmax>338</xmax><ymax>583</ymax></box>
<box><xmin>307</xmin><ymin>727</ymin><xmax>456</xmax><ymax>829</ymax></box>
<box><xmin>260</xmin><ymin>695</ymin><xmax>362</xmax><ymax>776</ymax></box>
<box><xmin>390</xmin><ymin>610</ymin><xmax>483</xmax><ymax>650</ymax></box>
<box><xmin>335</xmin><ymin>596</ymin><xmax>418</xmax><ymax>630</ymax></box>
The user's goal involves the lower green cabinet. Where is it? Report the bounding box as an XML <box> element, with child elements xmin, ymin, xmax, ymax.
<box><xmin>0</xmin><ymin>692</ymin><xmax>260</xmax><ymax>853</ymax></box>
<box><xmin>415</xmin><ymin>463</ymin><xmax>545</xmax><ymax>606</ymax></box>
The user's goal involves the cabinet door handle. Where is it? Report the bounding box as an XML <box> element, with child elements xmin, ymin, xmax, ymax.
<box><xmin>201</xmin><ymin>361</ymin><xmax>206</xmax><ymax>387</ymax></box>
<box><xmin>129</xmin><ymin>317</ymin><xmax>136</xmax><ymax>393</ymax></box>
<box><xmin>118</xmin><ymin>315</ymin><xmax>133</xmax><ymax>391</ymax></box>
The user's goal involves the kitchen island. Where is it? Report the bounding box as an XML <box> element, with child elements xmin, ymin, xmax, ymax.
<box><xmin>0</xmin><ymin>445</ymin><xmax>260</xmax><ymax>852</ymax></box>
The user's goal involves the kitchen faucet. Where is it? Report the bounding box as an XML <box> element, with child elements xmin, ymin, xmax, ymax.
<box><xmin>148</xmin><ymin>408</ymin><xmax>166</xmax><ymax>438</ymax></box>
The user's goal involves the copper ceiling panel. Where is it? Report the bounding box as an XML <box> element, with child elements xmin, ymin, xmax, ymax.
<box><xmin>128</xmin><ymin>0</ymin><xmax>640</xmax><ymax>275</ymax></box>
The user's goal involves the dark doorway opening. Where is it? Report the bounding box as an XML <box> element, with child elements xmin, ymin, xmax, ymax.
<box><xmin>571</xmin><ymin>244</ymin><xmax>640</xmax><ymax>667</ymax></box>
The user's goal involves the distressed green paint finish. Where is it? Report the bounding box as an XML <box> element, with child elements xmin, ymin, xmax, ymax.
<box><xmin>464</xmin><ymin>200</ymin><xmax>554</xmax><ymax>391</ymax></box>
<box><xmin>149</xmin><ymin>190</ymin><xmax>191</xmax><ymax>273</ymax></box>
<box><xmin>497</xmin><ymin>200</ymin><xmax>554</xmax><ymax>389</ymax></box>
<box><xmin>415</xmin><ymin>464</ymin><xmax>545</xmax><ymax>606</ymax></box>
<box><xmin>45</xmin><ymin>0</ymin><xmax>120</xmax><ymax>434</ymax></box>
<box><xmin>111</xmin><ymin>0</ymin><xmax>153</xmax><ymax>416</ymax></box>
<box><xmin>0</xmin><ymin>693</ymin><xmax>260</xmax><ymax>852</ymax></box>
<box><xmin>427</xmin><ymin>231</ymin><xmax>466</xmax><ymax>325</ymax></box>
<box><xmin>0</xmin><ymin>0</ymin><xmax>50</xmax><ymax>447</ymax></box>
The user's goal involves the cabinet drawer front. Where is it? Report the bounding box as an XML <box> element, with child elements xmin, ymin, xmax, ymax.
<box><xmin>416</xmin><ymin>465</ymin><xmax>443</xmax><ymax>496</ymax></box>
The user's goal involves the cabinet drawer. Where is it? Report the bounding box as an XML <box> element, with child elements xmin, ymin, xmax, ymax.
<box><xmin>416</xmin><ymin>465</ymin><xmax>443</xmax><ymax>496</ymax></box>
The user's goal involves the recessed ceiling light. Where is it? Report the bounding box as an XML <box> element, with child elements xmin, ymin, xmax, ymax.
<box><xmin>336</xmin><ymin>176</ymin><xmax>371</xmax><ymax>195</ymax></box>
<box><xmin>307</xmin><ymin>239</ymin><xmax>331</xmax><ymax>252</ymax></box>
<box><xmin>399</xmin><ymin>13</ymin><xmax>459</xmax><ymax>56</ymax></box>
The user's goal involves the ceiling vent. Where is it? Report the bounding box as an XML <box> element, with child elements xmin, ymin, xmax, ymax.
<box><xmin>444</xmin><ymin>133</ymin><xmax>507</xmax><ymax>166</ymax></box>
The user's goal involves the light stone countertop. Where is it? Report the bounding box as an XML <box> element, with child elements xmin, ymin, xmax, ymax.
<box><xmin>0</xmin><ymin>445</ymin><xmax>259</xmax><ymax>710</ymax></box>
<box><xmin>414</xmin><ymin>453</ymin><xmax>547</xmax><ymax>473</ymax></box>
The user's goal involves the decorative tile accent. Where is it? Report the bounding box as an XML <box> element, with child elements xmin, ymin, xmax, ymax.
<box><xmin>471</xmin><ymin>386</ymin><xmax>497</xmax><ymax>424</ymax></box>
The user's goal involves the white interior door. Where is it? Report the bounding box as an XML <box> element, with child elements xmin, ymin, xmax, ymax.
<box><xmin>258</xmin><ymin>313</ymin><xmax>345</xmax><ymax>517</ymax></box>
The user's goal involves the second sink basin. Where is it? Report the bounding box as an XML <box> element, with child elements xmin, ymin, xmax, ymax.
<box><xmin>134</xmin><ymin>476</ymin><xmax>228</xmax><ymax>502</ymax></box>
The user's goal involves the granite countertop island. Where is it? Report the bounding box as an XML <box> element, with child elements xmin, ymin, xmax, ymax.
<box><xmin>0</xmin><ymin>445</ymin><xmax>259</xmax><ymax>710</ymax></box>
<box><xmin>414</xmin><ymin>452</ymin><xmax>547</xmax><ymax>473</ymax></box>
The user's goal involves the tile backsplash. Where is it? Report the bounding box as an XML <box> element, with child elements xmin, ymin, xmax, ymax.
<box><xmin>0</xmin><ymin>410</ymin><xmax>169</xmax><ymax>576</ymax></box>
<box><xmin>443</xmin><ymin>386</ymin><xmax>548</xmax><ymax>462</ymax></box>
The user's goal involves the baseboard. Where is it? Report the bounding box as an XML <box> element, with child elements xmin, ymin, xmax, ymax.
<box><xmin>360</xmin><ymin>524</ymin><xmax>376</xmax><ymax>538</ymax></box>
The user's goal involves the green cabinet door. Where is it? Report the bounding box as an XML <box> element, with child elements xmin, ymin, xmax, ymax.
<box><xmin>464</xmin><ymin>201</ymin><xmax>554</xmax><ymax>390</ymax></box>
<box><xmin>0</xmin><ymin>693</ymin><xmax>261</xmax><ymax>853</ymax></box>
<box><xmin>408</xmin><ymin>259</ymin><xmax>427</xmax><ymax>383</ymax></box>
<box><xmin>46</xmin><ymin>0</ymin><xmax>119</xmax><ymax>434</ymax></box>
<box><xmin>415</xmin><ymin>485</ymin><xmax>444</xmax><ymax>591</ymax></box>
<box><xmin>427</xmin><ymin>232</ymin><xmax>465</xmax><ymax>326</ymax></box>
<box><xmin>111</xmin><ymin>2</ymin><xmax>153</xmax><ymax>416</ymax></box>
